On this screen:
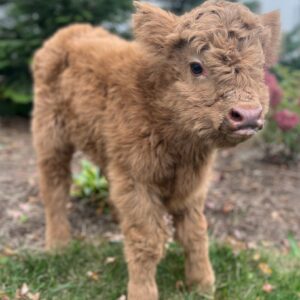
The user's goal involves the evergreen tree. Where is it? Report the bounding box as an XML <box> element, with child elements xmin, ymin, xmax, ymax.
<box><xmin>0</xmin><ymin>0</ymin><xmax>132</xmax><ymax>106</ymax></box>
<box><xmin>160</xmin><ymin>0</ymin><xmax>259</xmax><ymax>14</ymax></box>
<box><xmin>281</xmin><ymin>24</ymin><xmax>300</xmax><ymax>70</ymax></box>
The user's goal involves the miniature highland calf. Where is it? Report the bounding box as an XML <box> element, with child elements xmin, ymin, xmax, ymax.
<box><xmin>32</xmin><ymin>1</ymin><xmax>280</xmax><ymax>299</ymax></box>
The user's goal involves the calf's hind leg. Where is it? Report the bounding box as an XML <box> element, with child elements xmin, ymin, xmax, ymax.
<box><xmin>34</xmin><ymin>130</ymin><xmax>74</xmax><ymax>250</ymax></box>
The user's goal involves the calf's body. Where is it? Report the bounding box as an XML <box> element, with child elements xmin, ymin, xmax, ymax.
<box><xmin>32</xmin><ymin>1</ymin><xmax>280</xmax><ymax>299</ymax></box>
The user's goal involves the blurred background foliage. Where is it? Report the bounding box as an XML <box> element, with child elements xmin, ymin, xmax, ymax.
<box><xmin>281</xmin><ymin>24</ymin><xmax>300</xmax><ymax>70</ymax></box>
<box><xmin>160</xmin><ymin>0</ymin><xmax>260</xmax><ymax>14</ymax></box>
<box><xmin>0</xmin><ymin>0</ymin><xmax>272</xmax><ymax>114</ymax></box>
<box><xmin>263</xmin><ymin>66</ymin><xmax>300</xmax><ymax>162</ymax></box>
<box><xmin>0</xmin><ymin>0</ymin><xmax>133</xmax><ymax>115</ymax></box>
<box><xmin>0</xmin><ymin>0</ymin><xmax>299</xmax><ymax>161</ymax></box>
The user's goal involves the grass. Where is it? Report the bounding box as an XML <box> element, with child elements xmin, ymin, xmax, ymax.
<box><xmin>0</xmin><ymin>241</ymin><xmax>299</xmax><ymax>300</ymax></box>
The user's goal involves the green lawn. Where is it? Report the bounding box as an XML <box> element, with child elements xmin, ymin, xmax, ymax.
<box><xmin>0</xmin><ymin>241</ymin><xmax>299</xmax><ymax>300</ymax></box>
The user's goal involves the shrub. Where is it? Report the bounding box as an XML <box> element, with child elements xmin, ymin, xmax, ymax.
<box><xmin>263</xmin><ymin>66</ymin><xmax>300</xmax><ymax>162</ymax></box>
<box><xmin>273</xmin><ymin>109</ymin><xmax>300</xmax><ymax>132</ymax></box>
<box><xmin>0</xmin><ymin>0</ymin><xmax>132</xmax><ymax>108</ymax></box>
<box><xmin>281</xmin><ymin>23</ymin><xmax>300</xmax><ymax>70</ymax></box>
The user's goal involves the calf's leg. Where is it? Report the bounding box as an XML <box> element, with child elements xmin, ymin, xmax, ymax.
<box><xmin>34</xmin><ymin>130</ymin><xmax>74</xmax><ymax>250</ymax></box>
<box><xmin>110</xmin><ymin>174</ymin><xmax>168</xmax><ymax>300</ymax></box>
<box><xmin>174</xmin><ymin>205</ymin><xmax>215</xmax><ymax>297</ymax></box>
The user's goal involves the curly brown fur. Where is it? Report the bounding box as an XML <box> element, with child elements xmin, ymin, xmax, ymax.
<box><xmin>31</xmin><ymin>1</ymin><xmax>280</xmax><ymax>299</ymax></box>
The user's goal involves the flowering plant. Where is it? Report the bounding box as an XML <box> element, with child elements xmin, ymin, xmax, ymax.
<box><xmin>273</xmin><ymin>109</ymin><xmax>300</xmax><ymax>132</ymax></box>
<box><xmin>263</xmin><ymin>66</ymin><xmax>300</xmax><ymax>162</ymax></box>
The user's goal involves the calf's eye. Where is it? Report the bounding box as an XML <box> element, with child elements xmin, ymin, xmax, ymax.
<box><xmin>190</xmin><ymin>62</ymin><xmax>204</xmax><ymax>76</ymax></box>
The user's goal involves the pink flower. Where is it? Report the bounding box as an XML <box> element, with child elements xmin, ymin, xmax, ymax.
<box><xmin>265</xmin><ymin>70</ymin><xmax>283</xmax><ymax>107</ymax></box>
<box><xmin>273</xmin><ymin>109</ymin><xmax>300</xmax><ymax>131</ymax></box>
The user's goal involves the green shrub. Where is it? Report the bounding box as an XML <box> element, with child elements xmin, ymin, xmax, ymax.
<box><xmin>0</xmin><ymin>0</ymin><xmax>132</xmax><ymax>108</ymax></box>
<box><xmin>160</xmin><ymin>0</ymin><xmax>259</xmax><ymax>14</ymax></box>
<box><xmin>281</xmin><ymin>24</ymin><xmax>300</xmax><ymax>70</ymax></box>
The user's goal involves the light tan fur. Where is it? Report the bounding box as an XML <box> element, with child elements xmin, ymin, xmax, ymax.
<box><xmin>31</xmin><ymin>1</ymin><xmax>280</xmax><ymax>299</ymax></box>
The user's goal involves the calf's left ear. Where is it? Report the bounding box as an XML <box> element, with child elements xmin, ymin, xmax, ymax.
<box><xmin>133</xmin><ymin>1</ymin><xmax>178</xmax><ymax>55</ymax></box>
<box><xmin>260</xmin><ymin>10</ymin><xmax>281</xmax><ymax>66</ymax></box>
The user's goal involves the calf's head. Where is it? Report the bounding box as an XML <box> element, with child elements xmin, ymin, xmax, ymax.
<box><xmin>134</xmin><ymin>0</ymin><xmax>280</xmax><ymax>147</ymax></box>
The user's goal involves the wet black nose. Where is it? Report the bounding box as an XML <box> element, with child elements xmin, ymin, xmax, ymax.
<box><xmin>227</xmin><ymin>106</ymin><xmax>264</xmax><ymax>130</ymax></box>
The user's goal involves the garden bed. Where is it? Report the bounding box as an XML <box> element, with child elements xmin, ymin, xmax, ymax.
<box><xmin>0</xmin><ymin>117</ymin><xmax>299</xmax><ymax>252</ymax></box>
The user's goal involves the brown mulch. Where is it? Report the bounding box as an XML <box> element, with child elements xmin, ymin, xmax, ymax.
<box><xmin>0</xmin><ymin>117</ymin><xmax>299</xmax><ymax>251</ymax></box>
<box><xmin>207</xmin><ymin>146</ymin><xmax>300</xmax><ymax>250</ymax></box>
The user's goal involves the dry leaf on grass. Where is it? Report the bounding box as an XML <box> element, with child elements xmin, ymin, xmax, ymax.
<box><xmin>252</xmin><ymin>253</ymin><xmax>261</xmax><ymax>261</ymax></box>
<box><xmin>247</xmin><ymin>241</ymin><xmax>258</xmax><ymax>249</ymax></box>
<box><xmin>258</xmin><ymin>263</ymin><xmax>272</xmax><ymax>275</ymax></box>
<box><xmin>20</xmin><ymin>284</ymin><xmax>29</xmax><ymax>296</ymax></box>
<box><xmin>105</xmin><ymin>256</ymin><xmax>116</xmax><ymax>264</ymax></box>
<box><xmin>2</xmin><ymin>247</ymin><xmax>17</xmax><ymax>257</ymax></box>
<box><xmin>15</xmin><ymin>283</ymin><xmax>40</xmax><ymax>300</ymax></box>
<box><xmin>86</xmin><ymin>271</ymin><xmax>99</xmax><ymax>281</ymax></box>
<box><xmin>26</xmin><ymin>293</ymin><xmax>40</xmax><ymax>300</ymax></box>
<box><xmin>225</xmin><ymin>236</ymin><xmax>247</xmax><ymax>253</ymax></box>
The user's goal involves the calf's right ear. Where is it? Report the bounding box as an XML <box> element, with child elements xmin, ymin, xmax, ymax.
<box><xmin>260</xmin><ymin>10</ymin><xmax>281</xmax><ymax>66</ymax></box>
<box><xmin>133</xmin><ymin>1</ymin><xmax>178</xmax><ymax>55</ymax></box>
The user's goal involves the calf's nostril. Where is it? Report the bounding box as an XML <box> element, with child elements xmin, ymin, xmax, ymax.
<box><xmin>227</xmin><ymin>106</ymin><xmax>264</xmax><ymax>132</ymax></box>
<box><xmin>229</xmin><ymin>109</ymin><xmax>244</xmax><ymax>122</ymax></box>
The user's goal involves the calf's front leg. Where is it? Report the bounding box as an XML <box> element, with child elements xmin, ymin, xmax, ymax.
<box><xmin>174</xmin><ymin>205</ymin><xmax>215</xmax><ymax>297</ymax></box>
<box><xmin>110</xmin><ymin>177</ymin><xmax>168</xmax><ymax>300</ymax></box>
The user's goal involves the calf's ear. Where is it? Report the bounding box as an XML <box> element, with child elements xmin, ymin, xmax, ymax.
<box><xmin>260</xmin><ymin>10</ymin><xmax>281</xmax><ymax>66</ymax></box>
<box><xmin>133</xmin><ymin>1</ymin><xmax>178</xmax><ymax>55</ymax></box>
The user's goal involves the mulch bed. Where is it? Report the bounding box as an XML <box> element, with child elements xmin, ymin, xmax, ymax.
<box><xmin>0</xmin><ymin>117</ymin><xmax>299</xmax><ymax>251</ymax></box>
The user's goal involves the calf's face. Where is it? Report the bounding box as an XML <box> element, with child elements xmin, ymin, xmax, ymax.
<box><xmin>134</xmin><ymin>0</ymin><xmax>280</xmax><ymax>147</ymax></box>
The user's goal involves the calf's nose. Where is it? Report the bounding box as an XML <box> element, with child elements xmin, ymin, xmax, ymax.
<box><xmin>228</xmin><ymin>106</ymin><xmax>263</xmax><ymax>130</ymax></box>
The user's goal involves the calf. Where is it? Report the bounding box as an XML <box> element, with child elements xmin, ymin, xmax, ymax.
<box><xmin>32</xmin><ymin>1</ymin><xmax>280</xmax><ymax>299</ymax></box>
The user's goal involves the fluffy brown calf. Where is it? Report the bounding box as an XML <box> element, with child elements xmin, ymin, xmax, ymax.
<box><xmin>32</xmin><ymin>1</ymin><xmax>280</xmax><ymax>299</ymax></box>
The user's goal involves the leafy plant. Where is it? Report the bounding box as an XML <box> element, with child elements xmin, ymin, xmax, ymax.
<box><xmin>72</xmin><ymin>160</ymin><xmax>109</xmax><ymax>211</ymax></box>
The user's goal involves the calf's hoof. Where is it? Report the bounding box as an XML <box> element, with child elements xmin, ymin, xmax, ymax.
<box><xmin>191</xmin><ymin>284</ymin><xmax>215</xmax><ymax>299</ymax></box>
<box><xmin>45</xmin><ymin>225</ymin><xmax>71</xmax><ymax>251</ymax></box>
<box><xmin>187</xmin><ymin>273</ymin><xmax>215</xmax><ymax>299</ymax></box>
<box><xmin>127</xmin><ymin>282</ymin><xmax>158</xmax><ymax>300</ymax></box>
